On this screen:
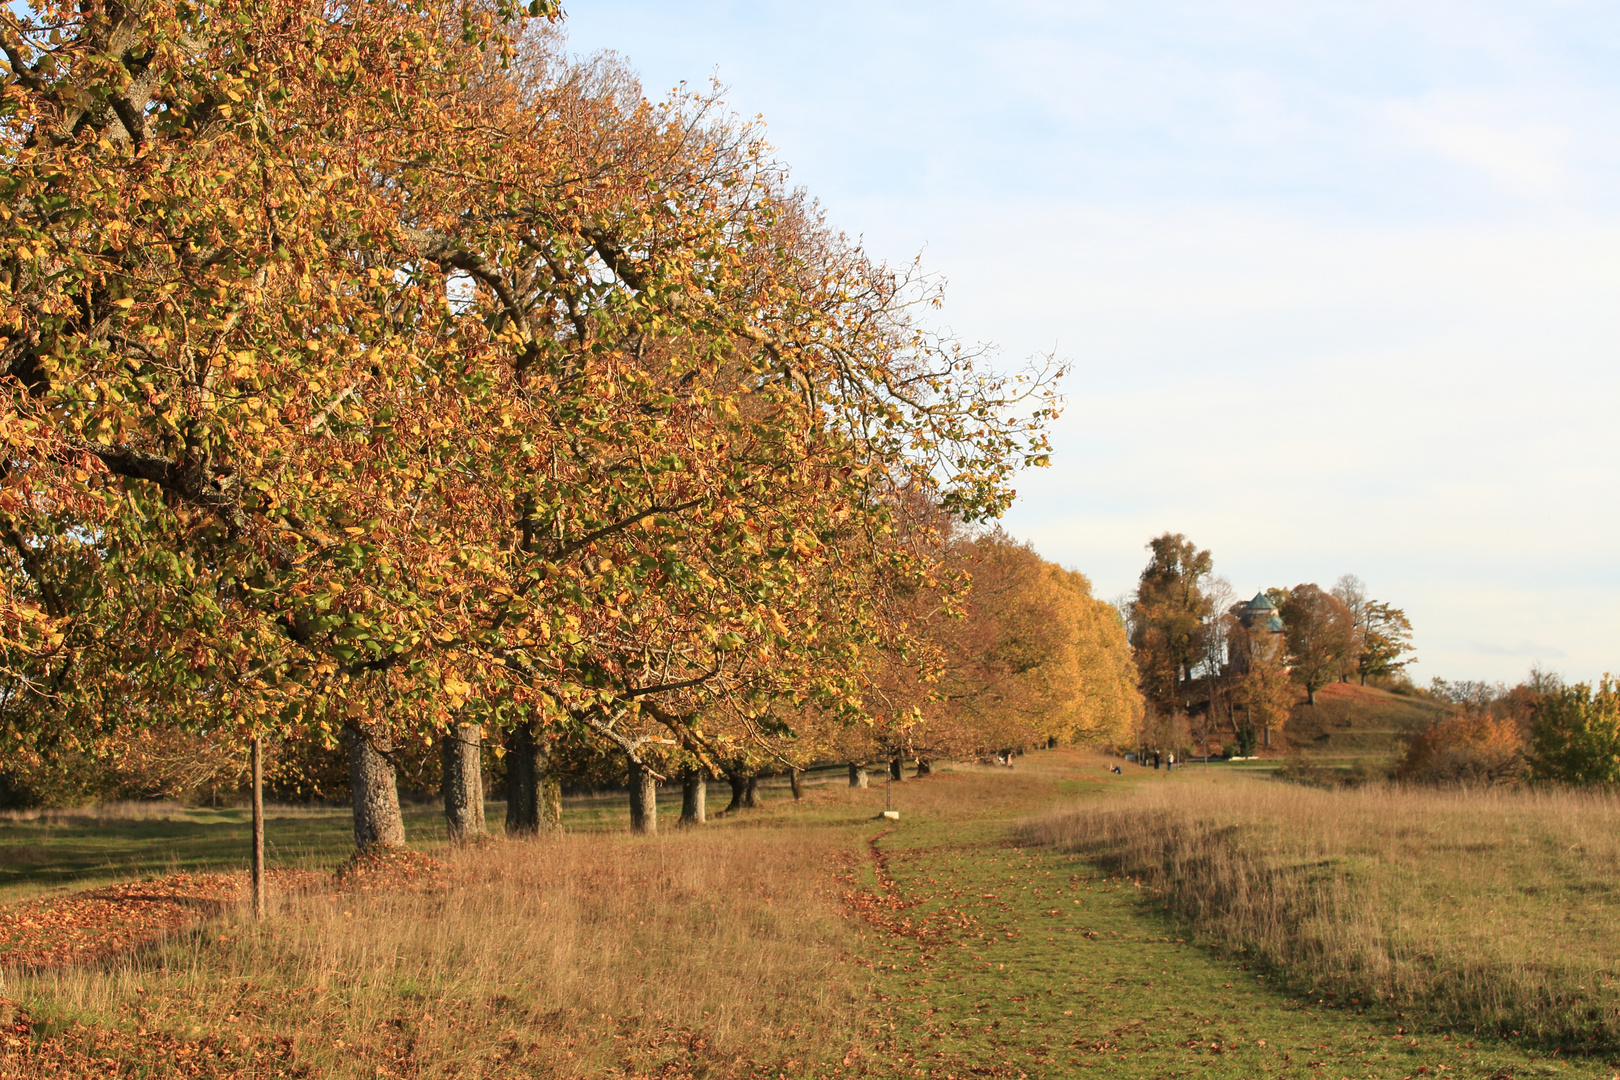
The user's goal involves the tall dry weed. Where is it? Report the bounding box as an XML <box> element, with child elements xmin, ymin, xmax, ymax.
<box><xmin>5</xmin><ymin>825</ymin><xmax>871</xmax><ymax>1077</ymax></box>
<box><xmin>1022</xmin><ymin>776</ymin><xmax>1620</xmax><ymax>1048</ymax></box>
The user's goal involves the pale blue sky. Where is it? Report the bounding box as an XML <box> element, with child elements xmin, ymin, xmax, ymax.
<box><xmin>563</xmin><ymin>1</ymin><xmax>1620</xmax><ymax>685</ymax></box>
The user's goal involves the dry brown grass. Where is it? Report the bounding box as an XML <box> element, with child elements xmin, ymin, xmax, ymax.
<box><xmin>3</xmin><ymin>824</ymin><xmax>874</xmax><ymax>1078</ymax></box>
<box><xmin>1021</xmin><ymin>772</ymin><xmax>1620</xmax><ymax>1048</ymax></box>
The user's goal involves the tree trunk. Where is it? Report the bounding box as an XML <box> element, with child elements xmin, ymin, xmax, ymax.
<box><xmin>724</xmin><ymin>772</ymin><xmax>747</xmax><ymax>813</ymax></box>
<box><xmin>889</xmin><ymin>757</ymin><xmax>905</xmax><ymax>782</ymax></box>
<box><xmin>540</xmin><ymin>766</ymin><xmax>562</xmax><ymax>834</ymax></box>
<box><xmin>680</xmin><ymin>767</ymin><xmax>707</xmax><ymax>825</ymax></box>
<box><xmin>915</xmin><ymin>759</ymin><xmax>931</xmax><ymax>777</ymax></box>
<box><xmin>441</xmin><ymin>722</ymin><xmax>485</xmax><ymax>844</ymax></box>
<box><xmin>743</xmin><ymin>773</ymin><xmax>759</xmax><ymax>808</ymax></box>
<box><xmin>849</xmin><ymin>763</ymin><xmax>868</xmax><ymax>788</ymax></box>
<box><xmin>1307</xmin><ymin>684</ymin><xmax>1317</xmax><ymax>706</ymax></box>
<box><xmin>789</xmin><ymin>768</ymin><xmax>803</xmax><ymax>800</ymax></box>
<box><xmin>628</xmin><ymin>759</ymin><xmax>657</xmax><ymax>835</ymax></box>
<box><xmin>505</xmin><ymin>724</ymin><xmax>561</xmax><ymax>837</ymax></box>
<box><xmin>346</xmin><ymin>724</ymin><xmax>406</xmax><ymax>850</ymax></box>
<box><xmin>1046</xmin><ymin>735</ymin><xmax>1058</xmax><ymax>749</ymax></box>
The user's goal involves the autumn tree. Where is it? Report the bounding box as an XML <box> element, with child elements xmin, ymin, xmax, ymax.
<box><xmin>1128</xmin><ymin>533</ymin><xmax>1213</xmax><ymax>717</ymax></box>
<box><xmin>1356</xmin><ymin>602</ymin><xmax>1415</xmax><ymax>685</ymax></box>
<box><xmin>1277</xmin><ymin>584</ymin><xmax>1354</xmax><ymax>705</ymax></box>
<box><xmin>0</xmin><ymin>5</ymin><xmax>1061</xmax><ymax>846</ymax></box>
<box><xmin>1331</xmin><ymin>574</ymin><xmax>1367</xmax><ymax>683</ymax></box>
<box><xmin>872</xmin><ymin>529</ymin><xmax>1139</xmax><ymax>766</ymax></box>
<box><xmin>1229</xmin><ymin>626</ymin><xmax>1293</xmax><ymax>752</ymax></box>
<box><xmin>1190</xmin><ymin>575</ymin><xmax>1237</xmax><ymax>755</ymax></box>
<box><xmin>0</xmin><ymin>0</ymin><xmax>543</xmax><ymax>847</ymax></box>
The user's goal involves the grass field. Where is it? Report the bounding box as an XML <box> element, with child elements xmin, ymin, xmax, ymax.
<box><xmin>1024</xmin><ymin>767</ymin><xmax>1620</xmax><ymax>1050</ymax></box>
<box><xmin>2</xmin><ymin>751</ymin><xmax>1614</xmax><ymax>1078</ymax></box>
<box><xmin>0</xmin><ymin>765</ymin><xmax>855</xmax><ymax>903</ymax></box>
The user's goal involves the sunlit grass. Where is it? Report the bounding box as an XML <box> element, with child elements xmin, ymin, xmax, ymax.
<box><xmin>1022</xmin><ymin>771</ymin><xmax>1620</xmax><ymax>1047</ymax></box>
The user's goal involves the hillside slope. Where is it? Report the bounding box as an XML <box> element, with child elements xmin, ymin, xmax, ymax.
<box><xmin>1283</xmin><ymin>681</ymin><xmax>1451</xmax><ymax>771</ymax></box>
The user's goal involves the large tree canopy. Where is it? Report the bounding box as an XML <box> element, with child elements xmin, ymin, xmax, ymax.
<box><xmin>0</xmin><ymin>2</ymin><xmax>1064</xmax><ymax>824</ymax></box>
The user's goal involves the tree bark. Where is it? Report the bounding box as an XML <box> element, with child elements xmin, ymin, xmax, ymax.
<box><xmin>743</xmin><ymin>773</ymin><xmax>759</xmax><ymax>808</ymax></box>
<box><xmin>848</xmin><ymin>763</ymin><xmax>868</xmax><ymax>788</ymax></box>
<box><xmin>915</xmin><ymin>759</ymin><xmax>931</xmax><ymax>777</ymax></box>
<box><xmin>724</xmin><ymin>772</ymin><xmax>747</xmax><ymax>813</ymax></box>
<box><xmin>628</xmin><ymin>758</ymin><xmax>657</xmax><ymax>835</ymax></box>
<box><xmin>441</xmin><ymin>722</ymin><xmax>485</xmax><ymax>844</ymax></box>
<box><xmin>680</xmin><ymin>767</ymin><xmax>706</xmax><ymax>825</ymax></box>
<box><xmin>504</xmin><ymin>724</ymin><xmax>562</xmax><ymax>837</ymax></box>
<box><xmin>346</xmin><ymin>724</ymin><xmax>406</xmax><ymax>850</ymax></box>
<box><xmin>540</xmin><ymin>764</ymin><xmax>562</xmax><ymax>834</ymax></box>
<box><xmin>789</xmin><ymin>767</ymin><xmax>803</xmax><ymax>800</ymax></box>
<box><xmin>889</xmin><ymin>757</ymin><xmax>905</xmax><ymax>782</ymax></box>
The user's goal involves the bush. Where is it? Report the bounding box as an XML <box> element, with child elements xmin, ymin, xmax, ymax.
<box><xmin>1530</xmin><ymin>677</ymin><xmax>1620</xmax><ymax>785</ymax></box>
<box><xmin>1397</xmin><ymin>713</ymin><xmax>1524</xmax><ymax>786</ymax></box>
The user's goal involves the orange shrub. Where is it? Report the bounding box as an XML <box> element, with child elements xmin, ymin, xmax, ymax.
<box><xmin>1397</xmin><ymin>713</ymin><xmax>1525</xmax><ymax>785</ymax></box>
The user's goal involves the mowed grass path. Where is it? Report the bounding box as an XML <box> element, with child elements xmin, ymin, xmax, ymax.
<box><xmin>855</xmin><ymin>753</ymin><xmax>1599</xmax><ymax>1079</ymax></box>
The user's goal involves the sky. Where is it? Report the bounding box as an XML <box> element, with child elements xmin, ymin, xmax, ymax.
<box><xmin>560</xmin><ymin>1</ymin><xmax>1620</xmax><ymax>686</ymax></box>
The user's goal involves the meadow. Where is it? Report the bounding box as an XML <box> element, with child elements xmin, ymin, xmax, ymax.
<box><xmin>0</xmin><ymin>753</ymin><xmax>1613</xmax><ymax>1078</ymax></box>
<box><xmin>1022</xmin><ymin>769</ymin><xmax>1620</xmax><ymax>1050</ymax></box>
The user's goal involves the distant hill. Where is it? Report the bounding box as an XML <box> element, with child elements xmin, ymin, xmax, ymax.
<box><xmin>1282</xmin><ymin>682</ymin><xmax>1451</xmax><ymax>775</ymax></box>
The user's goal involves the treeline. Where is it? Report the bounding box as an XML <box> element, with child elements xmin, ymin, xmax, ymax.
<box><xmin>0</xmin><ymin>6</ymin><xmax>1138</xmax><ymax>837</ymax></box>
<box><xmin>1400</xmin><ymin>669</ymin><xmax>1620</xmax><ymax>786</ymax></box>
<box><xmin>1124</xmin><ymin>533</ymin><xmax>1414</xmax><ymax>756</ymax></box>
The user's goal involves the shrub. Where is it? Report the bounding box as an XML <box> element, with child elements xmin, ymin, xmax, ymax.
<box><xmin>1396</xmin><ymin>713</ymin><xmax>1525</xmax><ymax>786</ymax></box>
<box><xmin>1530</xmin><ymin>677</ymin><xmax>1620</xmax><ymax>785</ymax></box>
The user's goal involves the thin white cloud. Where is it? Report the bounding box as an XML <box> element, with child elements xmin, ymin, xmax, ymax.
<box><xmin>1387</xmin><ymin>98</ymin><xmax>1572</xmax><ymax>198</ymax></box>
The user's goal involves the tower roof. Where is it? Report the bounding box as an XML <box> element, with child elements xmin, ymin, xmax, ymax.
<box><xmin>1246</xmin><ymin>591</ymin><xmax>1275</xmax><ymax>611</ymax></box>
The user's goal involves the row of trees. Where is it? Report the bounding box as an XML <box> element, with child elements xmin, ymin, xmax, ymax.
<box><xmin>1125</xmin><ymin>533</ymin><xmax>1415</xmax><ymax>754</ymax></box>
<box><xmin>0</xmin><ymin>4</ymin><xmax>1138</xmax><ymax>839</ymax></box>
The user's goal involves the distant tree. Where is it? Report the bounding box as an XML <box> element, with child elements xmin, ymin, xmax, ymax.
<box><xmin>1529</xmin><ymin>678</ymin><xmax>1620</xmax><ymax>786</ymax></box>
<box><xmin>1230</xmin><ymin>634</ymin><xmax>1294</xmax><ymax>751</ymax></box>
<box><xmin>1192</xmin><ymin>576</ymin><xmax>1237</xmax><ymax>754</ymax></box>
<box><xmin>1428</xmin><ymin>677</ymin><xmax>1502</xmax><ymax>711</ymax></box>
<box><xmin>1278</xmin><ymin>584</ymin><xmax>1355</xmax><ymax>706</ymax></box>
<box><xmin>1357</xmin><ymin>603</ymin><xmax>1415</xmax><ymax>685</ymax></box>
<box><xmin>1493</xmin><ymin>665</ymin><xmax>1565</xmax><ymax>737</ymax></box>
<box><xmin>1129</xmin><ymin>534</ymin><xmax>1213</xmax><ymax>717</ymax></box>
<box><xmin>1331</xmin><ymin>574</ymin><xmax>1368</xmax><ymax>682</ymax></box>
<box><xmin>882</xmin><ymin>530</ymin><xmax>1143</xmax><ymax>764</ymax></box>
